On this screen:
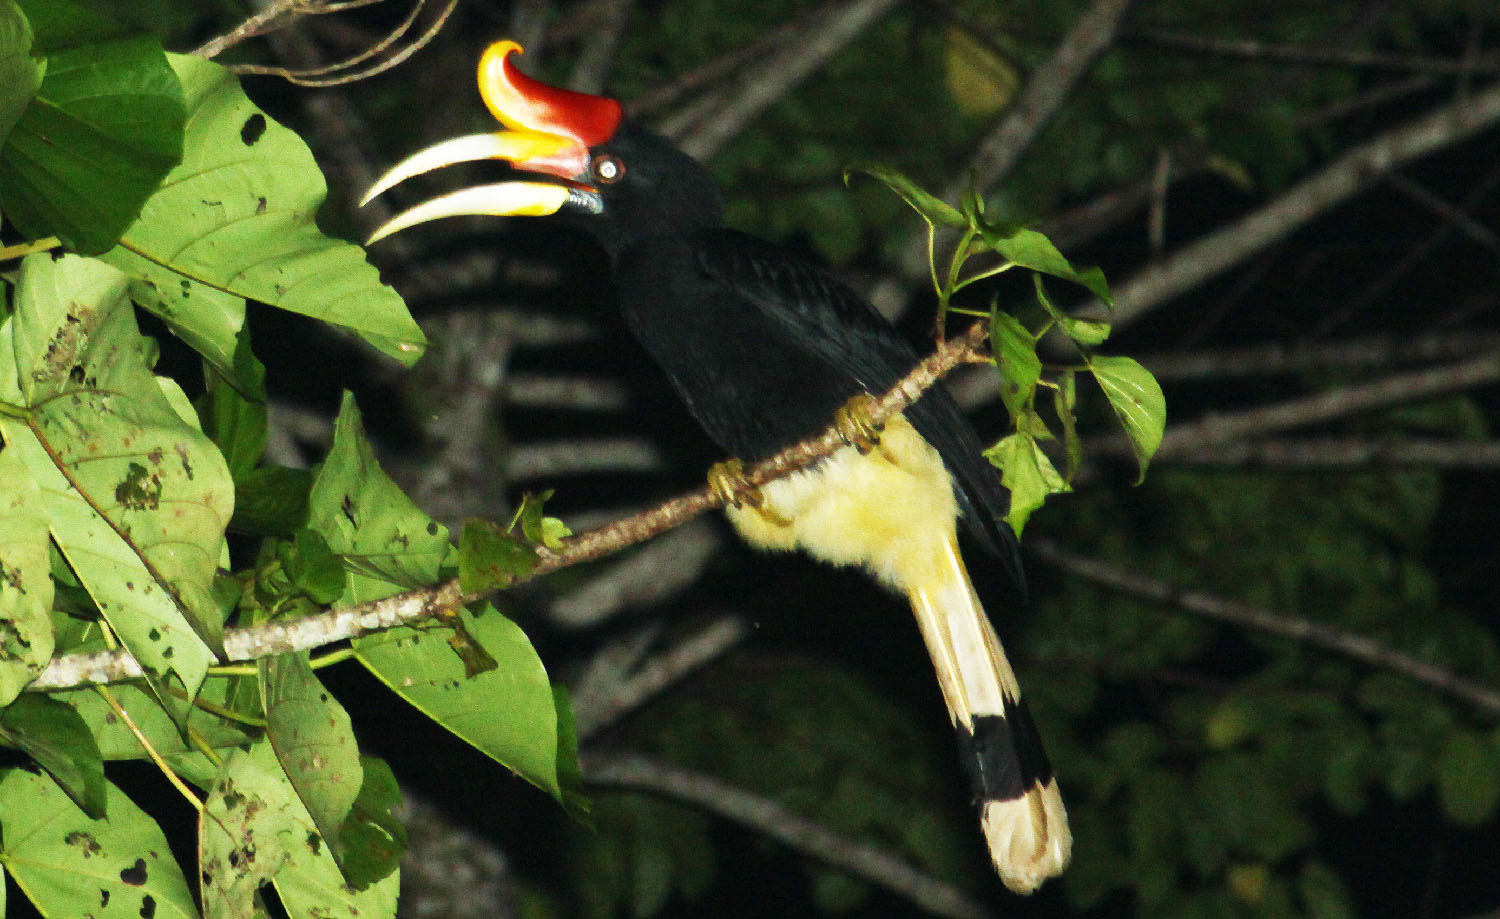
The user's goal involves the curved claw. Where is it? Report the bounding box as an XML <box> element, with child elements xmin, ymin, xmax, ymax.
<box><xmin>708</xmin><ymin>458</ymin><xmax>761</xmax><ymax>510</ymax></box>
<box><xmin>835</xmin><ymin>392</ymin><xmax>883</xmax><ymax>454</ymax></box>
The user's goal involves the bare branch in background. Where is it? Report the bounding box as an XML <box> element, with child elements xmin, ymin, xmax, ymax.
<box><xmin>1135</xmin><ymin>332</ymin><xmax>1500</xmax><ymax>382</ymax></box>
<box><xmin>666</xmin><ymin>0</ymin><xmax>904</xmax><ymax>160</ymax></box>
<box><xmin>1128</xmin><ymin>437</ymin><xmax>1500</xmax><ymax>470</ymax></box>
<box><xmin>505</xmin><ymin>437</ymin><xmax>665</xmax><ymax>480</ymax></box>
<box><xmin>545</xmin><ymin>520</ymin><xmax>724</xmax><ymax>630</ymax></box>
<box><xmin>1027</xmin><ymin>538</ymin><xmax>1500</xmax><ymax>718</ymax></box>
<box><xmin>1150</xmin><ymin>350</ymin><xmax>1500</xmax><ymax>458</ymax></box>
<box><xmin>573</xmin><ymin>614</ymin><xmax>749</xmax><ymax>740</ymax></box>
<box><xmin>568</xmin><ymin>0</ymin><xmax>635</xmax><ymax>94</ymax></box>
<box><xmin>1121</xmin><ymin>26</ymin><xmax>1500</xmax><ymax>75</ymax></box>
<box><xmin>582</xmin><ymin>753</ymin><xmax>994</xmax><ymax>919</ymax></box>
<box><xmin>1095</xmin><ymin>81</ymin><xmax>1500</xmax><ymax>331</ymax></box>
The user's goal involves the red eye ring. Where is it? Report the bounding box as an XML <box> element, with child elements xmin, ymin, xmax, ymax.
<box><xmin>593</xmin><ymin>154</ymin><xmax>625</xmax><ymax>184</ymax></box>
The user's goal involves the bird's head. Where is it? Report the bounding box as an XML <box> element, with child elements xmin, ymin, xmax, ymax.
<box><xmin>363</xmin><ymin>40</ymin><xmax>722</xmax><ymax>255</ymax></box>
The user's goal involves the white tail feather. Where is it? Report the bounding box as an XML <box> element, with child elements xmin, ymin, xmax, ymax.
<box><xmin>908</xmin><ymin>535</ymin><xmax>1071</xmax><ymax>894</ymax></box>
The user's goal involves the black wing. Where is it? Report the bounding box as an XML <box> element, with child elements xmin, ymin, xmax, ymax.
<box><xmin>614</xmin><ymin>228</ymin><xmax>1022</xmax><ymax>585</ymax></box>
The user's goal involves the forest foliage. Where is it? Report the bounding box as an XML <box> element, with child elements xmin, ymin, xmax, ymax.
<box><xmin>2</xmin><ymin>1</ymin><xmax>1499</xmax><ymax>918</ymax></box>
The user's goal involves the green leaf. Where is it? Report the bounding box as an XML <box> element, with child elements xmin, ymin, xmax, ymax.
<box><xmin>355</xmin><ymin>602</ymin><xmax>562</xmax><ymax>799</ymax></box>
<box><xmin>0</xmin><ymin>767</ymin><xmax>198</xmax><ymax>919</ymax></box>
<box><xmin>0</xmin><ymin>33</ymin><xmax>183</xmax><ymax>253</ymax></box>
<box><xmin>261</xmin><ymin>653</ymin><xmax>363</xmax><ymax>861</ymax></box>
<box><xmin>307</xmin><ymin>393</ymin><xmax>450</xmax><ymax>604</ymax></box>
<box><xmin>519</xmin><ymin>489</ymin><xmax>571</xmax><ymax>550</ymax></box>
<box><xmin>13</xmin><ymin>0</ymin><xmax>131</xmax><ymax>49</ymax></box>
<box><xmin>0</xmin><ymin>254</ymin><xmax>230</xmax><ymax>698</ymax></box>
<box><xmin>284</xmin><ymin>529</ymin><xmax>347</xmax><ymax>605</ymax></box>
<box><xmin>1087</xmin><ymin>353</ymin><xmax>1166</xmax><ymax>483</ymax></box>
<box><xmin>1052</xmin><ymin>368</ymin><xmax>1081</xmax><ymax>481</ymax></box>
<box><xmin>200</xmin><ymin>741</ymin><xmax>397</xmax><ymax>919</ymax></box>
<box><xmin>973</xmin><ymin>222</ymin><xmax>1113</xmax><ymax>306</ymax></box>
<box><xmin>0</xmin><ymin>0</ymin><xmax>42</xmax><ymax>148</ymax></box>
<box><xmin>101</xmin><ymin>54</ymin><xmax>425</xmax><ymax>367</ymax></box>
<box><xmin>552</xmin><ymin>685</ymin><xmax>590</xmax><ymax>819</ymax></box>
<box><xmin>0</xmin><ymin>693</ymin><xmax>105</xmax><ymax>817</ymax></box>
<box><xmin>843</xmin><ymin>163</ymin><xmax>965</xmax><ymax>228</ymax></box>
<box><xmin>0</xmin><ymin>444</ymin><xmax>55</xmax><ymax>704</ymax></box>
<box><xmin>1436</xmin><ymin>728</ymin><xmax>1500</xmax><ymax>826</ymax></box>
<box><xmin>200</xmin><ymin>337</ymin><xmax>267</xmax><ymax>478</ymax></box>
<box><xmin>231</xmin><ymin>465</ymin><xmax>313</xmax><ymax>537</ymax></box>
<box><xmin>60</xmin><ymin>680</ymin><xmax>255</xmax><ymax>760</ymax></box>
<box><xmin>459</xmin><ymin>517</ymin><xmax>536</xmax><ymax>595</ymax></box>
<box><xmin>1033</xmin><ymin>273</ymin><xmax>1110</xmax><ymax>344</ymax></box>
<box><xmin>985</xmin><ymin>431</ymin><xmax>1069</xmax><ymax>536</ymax></box>
<box><xmin>989</xmin><ymin>309</ymin><xmax>1041</xmax><ymax>421</ymax></box>
<box><xmin>335</xmin><ymin>755</ymin><xmax>406</xmax><ymax>890</ymax></box>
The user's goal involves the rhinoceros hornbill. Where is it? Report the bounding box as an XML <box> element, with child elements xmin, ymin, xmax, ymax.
<box><xmin>363</xmin><ymin>40</ymin><xmax>1070</xmax><ymax>893</ymax></box>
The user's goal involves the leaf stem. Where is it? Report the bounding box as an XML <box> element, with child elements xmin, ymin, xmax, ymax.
<box><xmin>96</xmin><ymin>686</ymin><xmax>204</xmax><ymax>810</ymax></box>
<box><xmin>0</xmin><ymin>237</ymin><xmax>60</xmax><ymax>261</ymax></box>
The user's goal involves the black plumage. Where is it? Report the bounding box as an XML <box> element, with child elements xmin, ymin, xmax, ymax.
<box><xmin>364</xmin><ymin>41</ymin><xmax>1070</xmax><ymax>892</ymax></box>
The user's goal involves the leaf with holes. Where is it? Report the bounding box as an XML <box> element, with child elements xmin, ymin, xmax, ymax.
<box><xmin>0</xmin><ymin>254</ymin><xmax>229</xmax><ymax>700</ymax></box>
<box><xmin>100</xmin><ymin>54</ymin><xmax>424</xmax><ymax>375</ymax></box>
<box><xmin>0</xmin><ymin>444</ymin><xmax>54</xmax><ymax>705</ymax></box>
<box><xmin>261</xmin><ymin>653</ymin><xmax>362</xmax><ymax>868</ymax></box>
<box><xmin>0</xmin><ymin>768</ymin><xmax>197</xmax><ymax>919</ymax></box>
<box><xmin>355</xmin><ymin>602</ymin><xmax>561</xmax><ymax>800</ymax></box>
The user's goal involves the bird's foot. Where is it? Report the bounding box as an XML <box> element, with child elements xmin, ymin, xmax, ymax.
<box><xmin>835</xmin><ymin>392</ymin><xmax>883</xmax><ymax>454</ymax></box>
<box><xmin>708</xmin><ymin>458</ymin><xmax>763</xmax><ymax>509</ymax></box>
<box><xmin>709</xmin><ymin>459</ymin><xmax>792</xmax><ymax>526</ymax></box>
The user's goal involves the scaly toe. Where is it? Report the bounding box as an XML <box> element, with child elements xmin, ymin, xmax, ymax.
<box><xmin>835</xmin><ymin>392</ymin><xmax>883</xmax><ymax>454</ymax></box>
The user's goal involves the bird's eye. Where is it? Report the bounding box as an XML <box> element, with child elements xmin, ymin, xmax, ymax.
<box><xmin>592</xmin><ymin>154</ymin><xmax>625</xmax><ymax>184</ymax></box>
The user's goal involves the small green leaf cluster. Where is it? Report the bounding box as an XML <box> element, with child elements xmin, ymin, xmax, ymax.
<box><xmin>851</xmin><ymin>164</ymin><xmax>1165</xmax><ymax>535</ymax></box>
<box><xmin>0</xmin><ymin>4</ymin><xmax>577</xmax><ymax>918</ymax></box>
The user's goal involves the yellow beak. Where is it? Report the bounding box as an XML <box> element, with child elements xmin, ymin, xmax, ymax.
<box><xmin>361</xmin><ymin>128</ymin><xmax>589</xmax><ymax>243</ymax></box>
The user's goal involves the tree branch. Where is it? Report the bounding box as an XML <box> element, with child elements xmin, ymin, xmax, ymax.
<box><xmin>581</xmin><ymin>752</ymin><xmax>992</xmax><ymax>919</ymax></box>
<box><xmin>1135</xmin><ymin>331</ymin><xmax>1500</xmax><ymax>382</ymax></box>
<box><xmin>1151</xmin><ymin>350</ymin><xmax>1500</xmax><ymax>457</ymax></box>
<box><xmin>29</xmin><ymin>325</ymin><xmax>991</xmax><ymax>692</ymax></box>
<box><xmin>667</xmin><ymin>0</ymin><xmax>904</xmax><ymax>160</ymax></box>
<box><xmin>1026</xmin><ymin>538</ymin><xmax>1500</xmax><ymax>718</ymax></box>
<box><xmin>573</xmin><ymin>615</ymin><xmax>749</xmax><ymax>741</ymax></box>
<box><xmin>1098</xmin><ymin>80</ymin><xmax>1500</xmax><ymax>331</ymax></box>
<box><xmin>1137</xmin><ymin>437</ymin><xmax>1500</xmax><ymax>470</ymax></box>
<box><xmin>1122</xmin><ymin>26</ymin><xmax>1500</xmax><ymax>76</ymax></box>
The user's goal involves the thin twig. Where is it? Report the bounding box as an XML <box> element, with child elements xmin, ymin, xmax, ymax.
<box><xmin>29</xmin><ymin>325</ymin><xmax>990</xmax><ymax>692</ymax></box>
<box><xmin>582</xmin><ymin>752</ymin><xmax>992</xmax><ymax>919</ymax></box>
<box><xmin>1027</xmin><ymin>538</ymin><xmax>1500</xmax><ymax>718</ymax></box>
<box><xmin>193</xmin><ymin>0</ymin><xmax>309</xmax><ymax>59</ymax></box>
